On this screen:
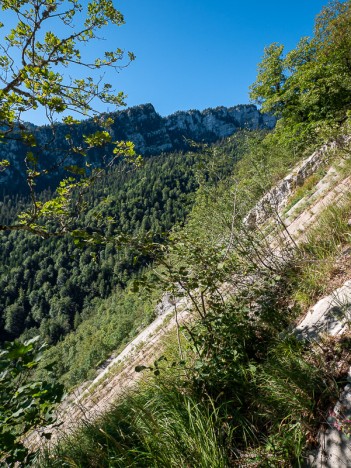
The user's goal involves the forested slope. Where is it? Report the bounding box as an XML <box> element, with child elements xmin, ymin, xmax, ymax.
<box><xmin>0</xmin><ymin>135</ymin><xmax>245</xmax><ymax>387</ymax></box>
<box><xmin>0</xmin><ymin>150</ymin><xmax>198</xmax><ymax>343</ymax></box>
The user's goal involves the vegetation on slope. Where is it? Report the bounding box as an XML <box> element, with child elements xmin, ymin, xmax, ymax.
<box><xmin>3</xmin><ymin>0</ymin><xmax>351</xmax><ymax>465</ymax></box>
<box><xmin>0</xmin><ymin>151</ymin><xmax>197</xmax><ymax>343</ymax></box>
<box><xmin>42</xmin><ymin>145</ymin><xmax>351</xmax><ymax>466</ymax></box>
<box><xmin>39</xmin><ymin>2</ymin><xmax>351</xmax><ymax>466</ymax></box>
<box><xmin>0</xmin><ymin>138</ymin><xmax>242</xmax><ymax>389</ymax></box>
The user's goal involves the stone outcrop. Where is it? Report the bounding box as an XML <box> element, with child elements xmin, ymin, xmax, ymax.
<box><xmin>244</xmin><ymin>137</ymin><xmax>350</xmax><ymax>229</ymax></box>
<box><xmin>107</xmin><ymin>103</ymin><xmax>275</xmax><ymax>155</ymax></box>
<box><xmin>295</xmin><ymin>280</ymin><xmax>351</xmax><ymax>467</ymax></box>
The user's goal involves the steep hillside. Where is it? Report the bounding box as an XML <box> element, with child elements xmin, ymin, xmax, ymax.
<box><xmin>3</xmin><ymin>2</ymin><xmax>351</xmax><ymax>466</ymax></box>
<box><xmin>0</xmin><ymin>134</ymin><xmax>245</xmax><ymax>362</ymax></box>
<box><xmin>29</xmin><ymin>135</ymin><xmax>351</xmax><ymax>456</ymax></box>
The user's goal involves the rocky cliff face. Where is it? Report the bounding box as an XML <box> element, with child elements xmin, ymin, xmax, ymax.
<box><xmin>108</xmin><ymin>103</ymin><xmax>275</xmax><ymax>155</ymax></box>
<box><xmin>0</xmin><ymin>103</ymin><xmax>275</xmax><ymax>196</ymax></box>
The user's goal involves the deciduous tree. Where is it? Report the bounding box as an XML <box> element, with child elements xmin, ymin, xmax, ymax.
<box><xmin>250</xmin><ymin>1</ymin><xmax>351</xmax><ymax>140</ymax></box>
<box><xmin>0</xmin><ymin>0</ymin><xmax>139</xmax><ymax>238</ymax></box>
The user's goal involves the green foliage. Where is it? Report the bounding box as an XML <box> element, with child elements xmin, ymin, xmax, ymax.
<box><xmin>39</xmin><ymin>383</ymin><xmax>231</xmax><ymax>468</ymax></box>
<box><xmin>250</xmin><ymin>1</ymin><xmax>351</xmax><ymax>149</ymax></box>
<box><xmin>0</xmin><ymin>149</ymin><xmax>203</xmax><ymax>346</ymax></box>
<box><xmin>129</xmin><ymin>120</ymin><xmax>351</xmax><ymax>464</ymax></box>
<box><xmin>0</xmin><ymin>0</ymin><xmax>138</xmax><ymax>236</ymax></box>
<box><xmin>283</xmin><ymin>173</ymin><xmax>323</xmax><ymax>213</ymax></box>
<box><xmin>40</xmin><ymin>243</ymin><xmax>346</xmax><ymax>466</ymax></box>
<box><xmin>5</xmin><ymin>2</ymin><xmax>351</xmax><ymax>466</ymax></box>
<box><xmin>292</xmin><ymin>193</ymin><xmax>351</xmax><ymax>307</ymax></box>
<box><xmin>0</xmin><ymin>141</ymin><xmax>241</xmax><ymax>390</ymax></box>
<box><xmin>37</xmin><ymin>283</ymin><xmax>159</xmax><ymax>388</ymax></box>
<box><xmin>0</xmin><ymin>0</ymin><xmax>131</xmax><ymax>119</ymax></box>
<box><xmin>151</xmin><ymin>231</ymin><xmax>342</xmax><ymax>464</ymax></box>
<box><xmin>0</xmin><ymin>336</ymin><xmax>64</xmax><ymax>466</ymax></box>
<box><xmin>249</xmin><ymin>43</ymin><xmax>286</xmax><ymax>113</ymax></box>
<box><xmin>0</xmin><ymin>158</ymin><xmax>10</xmax><ymax>171</ymax></box>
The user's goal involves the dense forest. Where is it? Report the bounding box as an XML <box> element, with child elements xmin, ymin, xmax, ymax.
<box><xmin>2</xmin><ymin>0</ymin><xmax>351</xmax><ymax>466</ymax></box>
<box><xmin>0</xmin><ymin>150</ymin><xmax>198</xmax><ymax>342</ymax></box>
<box><xmin>0</xmin><ymin>138</ymin><xmax>241</xmax><ymax>347</ymax></box>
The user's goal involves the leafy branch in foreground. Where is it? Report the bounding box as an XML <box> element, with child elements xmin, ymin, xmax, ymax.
<box><xmin>0</xmin><ymin>0</ymin><xmax>140</xmax><ymax>237</ymax></box>
<box><xmin>0</xmin><ymin>336</ymin><xmax>64</xmax><ymax>466</ymax></box>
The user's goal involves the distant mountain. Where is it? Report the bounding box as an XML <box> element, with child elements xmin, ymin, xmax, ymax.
<box><xmin>107</xmin><ymin>103</ymin><xmax>275</xmax><ymax>154</ymax></box>
<box><xmin>0</xmin><ymin>103</ymin><xmax>275</xmax><ymax>196</ymax></box>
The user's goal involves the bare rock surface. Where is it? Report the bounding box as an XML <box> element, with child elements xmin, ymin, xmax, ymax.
<box><xmin>294</xmin><ymin>281</ymin><xmax>351</xmax><ymax>467</ymax></box>
<box><xmin>308</xmin><ymin>381</ymin><xmax>351</xmax><ymax>468</ymax></box>
<box><xmin>244</xmin><ymin>137</ymin><xmax>350</xmax><ymax>229</ymax></box>
<box><xmin>307</xmin><ymin>371</ymin><xmax>351</xmax><ymax>467</ymax></box>
<box><xmin>296</xmin><ymin>281</ymin><xmax>351</xmax><ymax>341</ymax></box>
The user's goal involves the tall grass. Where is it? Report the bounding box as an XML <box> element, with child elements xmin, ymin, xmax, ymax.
<box><xmin>293</xmin><ymin>194</ymin><xmax>351</xmax><ymax>307</ymax></box>
<box><xmin>39</xmin><ymin>382</ymin><xmax>231</xmax><ymax>468</ymax></box>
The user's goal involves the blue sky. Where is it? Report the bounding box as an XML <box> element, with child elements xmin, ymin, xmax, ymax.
<box><xmin>103</xmin><ymin>0</ymin><xmax>328</xmax><ymax>117</ymax></box>
<box><xmin>18</xmin><ymin>0</ymin><xmax>328</xmax><ymax>123</ymax></box>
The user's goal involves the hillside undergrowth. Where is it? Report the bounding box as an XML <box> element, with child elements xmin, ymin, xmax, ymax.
<box><xmin>40</xmin><ymin>112</ymin><xmax>351</xmax><ymax>468</ymax></box>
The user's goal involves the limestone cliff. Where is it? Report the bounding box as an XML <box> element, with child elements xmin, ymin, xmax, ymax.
<box><xmin>108</xmin><ymin>103</ymin><xmax>275</xmax><ymax>155</ymax></box>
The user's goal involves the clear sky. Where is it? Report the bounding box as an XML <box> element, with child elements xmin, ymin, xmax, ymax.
<box><xmin>100</xmin><ymin>0</ymin><xmax>328</xmax><ymax>117</ymax></box>
<box><xmin>19</xmin><ymin>0</ymin><xmax>329</xmax><ymax>123</ymax></box>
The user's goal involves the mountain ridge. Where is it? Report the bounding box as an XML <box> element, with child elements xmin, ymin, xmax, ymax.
<box><xmin>106</xmin><ymin>102</ymin><xmax>276</xmax><ymax>155</ymax></box>
<box><xmin>0</xmin><ymin>103</ymin><xmax>275</xmax><ymax>196</ymax></box>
